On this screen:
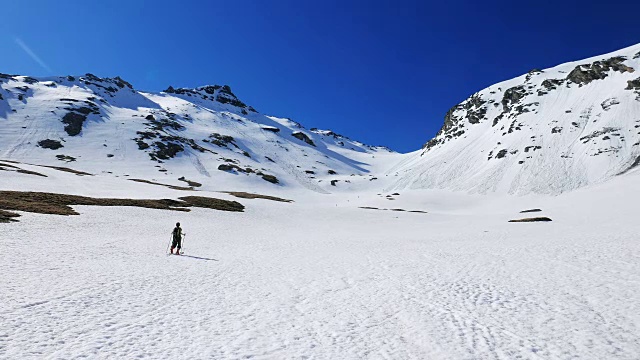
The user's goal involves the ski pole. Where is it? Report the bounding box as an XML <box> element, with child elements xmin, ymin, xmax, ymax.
<box><xmin>166</xmin><ymin>234</ymin><xmax>172</xmax><ymax>254</ymax></box>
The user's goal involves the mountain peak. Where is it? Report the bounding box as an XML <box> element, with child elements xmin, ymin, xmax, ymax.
<box><xmin>163</xmin><ymin>84</ymin><xmax>256</xmax><ymax>112</ymax></box>
<box><xmin>401</xmin><ymin>42</ymin><xmax>640</xmax><ymax>195</ymax></box>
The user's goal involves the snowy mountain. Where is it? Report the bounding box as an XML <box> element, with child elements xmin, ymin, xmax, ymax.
<box><xmin>390</xmin><ymin>43</ymin><xmax>640</xmax><ymax>194</ymax></box>
<box><xmin>0</xmin><ymin>73</ymin><xmax>400</xmax><ymax>194</ymax></box>
<box><xmin>2</xmin><ymin>46</ymin><xmax>640</xmax><ymax>360</ymax></box>
<box><xmin>4</xmin><ymin>42</ymin><xmax>640</xmax><ymax>197</ymax></box>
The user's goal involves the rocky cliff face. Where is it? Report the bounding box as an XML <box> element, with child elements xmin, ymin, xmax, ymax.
<box><xmin>392</xmin><ymin>43</ymin><xmax>640</xmax><ymax>194</ymax></box>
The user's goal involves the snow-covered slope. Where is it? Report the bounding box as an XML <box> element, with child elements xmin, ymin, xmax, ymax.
<box><xmin>0</xmin><ymin>73</ymin><xmax>400</xmax><ymax>194</ymax></box>
<box><xmin>2</xmin><ymin>159</ymin><xmax>640</xmax><ymax>359</ymax></box>
<box><xmin>391</xmin><ymin>43</ymin><xmax>640</xmax><ymax>194</ymax></box>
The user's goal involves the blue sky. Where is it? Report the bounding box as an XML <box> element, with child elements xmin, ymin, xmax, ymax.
<box><xmin>2</xmin><ymin>0</ymin><xmax>640</xmax><ymax>152</ymax></box>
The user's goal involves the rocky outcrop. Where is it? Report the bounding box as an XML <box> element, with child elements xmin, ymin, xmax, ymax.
<box><xmin>566</xmin><ymin>57</ymin><xmax>634</xmax><ymax>86</ymax></box>
<box><xmin>37</xmin><ymin>139</ymin><xmax>64</xmax><ymax>150</ymax></box>
<box><xmin>205</xmin><ymin>133</ymin><xmax>237</xmax><ymax>148</ymax></box>
<box><xmin>78</xmin><ymin>74</ymin><xmax>135</xmax><ymax>96</ymax></box>
<box><xmin>61</xmin><ymin>112</ymin><xmax>87</xmax><ymax>136</ymax></box>
<box><xmin>626</xmin><ymin>77</ymin><xmax>640</xmax><ymax>90</ymax></box>
<box><xmin>537</xmin><ymin>79</ymin><xmax>564</xmax><ymax>95</ymax></box>
<box><xmin>163</xmin><ymin>84</ymin><xmax>254</xmax><ymax>110</ymax></box>
<box><xmin>501</xmin><ymin>86</ymin><xmax>527</xmax><ymax>112</ymax></box>
<box><xmin>261</xmin><ymin>174</ymin><xmax>279</xmax><ymax>184</ymax></box>
<box><xmin>625</xmin><ymin>77</ymin><xmax>640</xmax><ymax>100</ymax></box>
<box><xmin>292</xmin><ymin>131</ymin><xmax>316</xmax><ymax>146</ymax></box>
<box><xmin>261</xmin><ymin>126</ymin><xmax>280</xmax><ymax>133</ymax></box>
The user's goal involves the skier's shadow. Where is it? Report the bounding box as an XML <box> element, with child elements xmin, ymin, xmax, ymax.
<box><xmin>179</xmin><ymin>254</ymin><xmax>219</xmax><ymax>261</ymax></box>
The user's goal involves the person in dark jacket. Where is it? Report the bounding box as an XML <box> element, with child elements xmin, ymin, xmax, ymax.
<box><xmin>171</xmin><ymin>222</ymin><xmax>183</xmax><ymax>255</ymax></box>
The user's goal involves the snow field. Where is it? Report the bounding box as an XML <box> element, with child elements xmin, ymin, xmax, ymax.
<box><xmin>1</xmin><ymin>177</ymin><xmax>639</xmax><ymax>359</ymax></box>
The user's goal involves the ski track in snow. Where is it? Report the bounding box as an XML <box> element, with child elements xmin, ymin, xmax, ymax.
<box><xmin>1</xmin><ymin>187</ymin><xmax>639</xmax><ymax>360</ymax></box>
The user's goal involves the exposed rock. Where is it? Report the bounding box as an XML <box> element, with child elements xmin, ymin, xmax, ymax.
<box><xmin>330</xmin><ymin>180</ymin><xmax>339</xmax><ymax>186</ymax></box>
<box><xmin>626</xmin><ymin>77</ymin><xmax>640</xmax><ymax>90</ymax></box>
<box><xmin>626</xmin><ymin>77</ymin><xmax>640</xmax><ymax>99</ymax></box>
<box><xmin>601</xmin><ymin>98</ymin><xmax>620</xmax><ymax>111</ymax></box>
<box><xmin>525</xmin><ymin>69</ymin><xmax>543</xmax><ymax>82</ymax></box>
<box><xmin>292</xmin><ymin>131</ymin><xmax>316</xmax><ymax>146</ymax></box>
<box><xmin>0</xmin><ymin>210</ymin><xmax>20</xmax><ymax>223</ymax></box>
<box><xmin>520</xmin><ymin>208</ymin><xmax>542</xmax><ymax>213</ymax></box>
<box><xmin>261</xmin><ymin>126</ymin><xmax>280</xmax><ymax>133</ymax></box>
<box><xmin>501</xmin><ymin>86</ymin><xmax>527</xmax><ymax>112</ymax></box>
<box><xmin>218</xmin><ymin>163</ymin><xmax>253</xmax><ymax>175</ymax></box>
<box><xmin>218</xmin><ymin>164</ymin><xmax>235</xmax><ymax>172</ymax></box>
<box><xmin>261</xmin><ymin>174</ymin><xmax>279</xmax><ymax>184</ymax></box>
<box><xmin>537</xmin><ymin>79</ymin><xmax>564</xmax><ymax>95</ymax></box>
<box><xmin>566</xmin><ymin>57</ymin><xmax>634</xmax><ymax>86</ymax></box>
<box><xmin>37</xmin><ymin>139</ymin><xmax>64</xmax><ymax>150</ymax></box>
<box><xmin>524</xmin><ymin>145</ymin><xmax>541</xmax><ymax>153</ymax></box>
<box><xmin>509</xmin><ymin>217</ymin><xmax>552</xmax><ymax>222</ymax></box>
<box><xmin>136</xmin><ymin>139</ymin><xmax>150</xmax><ymax>150</ymax></box>
<box><xmin>178</xmin><ymin>176</ymin><xmax>202</xmax><ymax>187</ymax></box>
<box><xmin>113</xmin><ymin>76</ymin><xmax>133</xmax><ymax>89</ymax></box>
<box><xmin>55</xmin><ymin>155</ymin><xmax>76</xmax><ymax>162</ymax></box>
<box><xmin>463</xmin><ymin>94</ymin><xmax>488</xmax><ymax>124</ymax></box>
<box><xmin>23</xmin><ymin>76</ymin><xmax>38</xmax><ymax>84</ymax></box>
<box><xmin>62</xmin><ymin>112</ymin><xmax>87</xmax><ymax>136</ymax></box>
<box><xmin>150</xmin><ymin>142</ymin><xmax>184</xmax><ymax>160</ymax></box>
<box><xmin>495</xmin><ymin>149</ymin><xmax>508</xmax><ymax>159</ymax></box>
<box><xmin>207</xmin><ymin>133</ymin><xmax>237</xmax><ymax>148</ymax></box>
<box><xmin>580</xmin><ymin>127</ymin><xmax>621</xmax><ymax>143</ymax></box>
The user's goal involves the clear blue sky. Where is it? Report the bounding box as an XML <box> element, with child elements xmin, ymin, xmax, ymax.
<box><xmin>2</xmin><ymin>0</ymin><xmax>640</xmax><ymax>152</ymax></box>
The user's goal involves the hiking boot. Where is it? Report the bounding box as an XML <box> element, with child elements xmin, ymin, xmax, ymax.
<box><xmin>170</xmin><ymin>247</ymin><xmax>174</xmax><ymax>255</ymax></box>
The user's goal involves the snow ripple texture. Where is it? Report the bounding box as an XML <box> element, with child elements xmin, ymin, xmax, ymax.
<box><xmin>1</xmin><ymin>174</ymin><xmax>639</xmax><ymax>359</ymax></box>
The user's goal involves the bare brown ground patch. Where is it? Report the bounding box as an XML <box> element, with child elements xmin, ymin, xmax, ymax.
<box><xmin>38</xmin><ymin>165</ymin><xmax>92</xmax><ymax>176</ymax></box>
<box><xmin>179</xmin><ymin>196</ymin><xmax>245</xmax><ymax>211</ymax></box>
<box><xmin>0</xmin><ymin>159</ymin><xmax>91</xmax><ymax>176</ymax></box>
<box><xmin>223</xmin><ymin>192</ymin><xmax>293</xmax><ymax>203</ymax></box>
<box><xmin>129</xmin><ymin>179</ymin><xmax>194</xmax><ymax>191</ymax></box>
<box><xmin>0</xmin><ymin>191</ymin><xmax>244</xmax><ymax>222</ymax></box>
<box><xmin>359</xmin><ymin>206</ymin><xmax>427</xmax><ymax>214</ymax></box>
<box><xmin>178</xmin><ymin>176</ymin><xmax>202</xmax><ymax>188</ymax></box>
<box><xmin>0</xmin><ymin>210</ymin><xmax>20</xmax><ymax>223</ymax></box>
<box><xmin>0</xmin><ymin>162</ymin><xmax>48</xmax><ymax>177</ymax></box>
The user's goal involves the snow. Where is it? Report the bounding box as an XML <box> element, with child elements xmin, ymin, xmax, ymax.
<box><xmin>1</xmin><ymin>44</ymin><xmax>640</xmax><ymax>359</ymax></box>
<box><xmin>1</xmin><ymin>165</ymin><xmax>640</xmax><ymax>359</ymax></box>
<box><xmin>0</xmin><ymin>73</ymin><xmax>400</xmax><ymax>195</ymax></box>
<box><xmin>391</xmin><ymin>43</ymin><xmax>640</xmax><ymax>195</ymax></box>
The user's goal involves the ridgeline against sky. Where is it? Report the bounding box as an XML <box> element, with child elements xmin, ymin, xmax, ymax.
<box><xmin>1</xmin><ymin>0</ymin><xmax>640</xmax><ymax>152</ymax></box>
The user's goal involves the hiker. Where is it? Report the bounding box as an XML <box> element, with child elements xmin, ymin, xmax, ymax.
<box><xmin>171</xmin><ymin>222</ymin><xmax>183</xmax><ymax>255</ymax></box>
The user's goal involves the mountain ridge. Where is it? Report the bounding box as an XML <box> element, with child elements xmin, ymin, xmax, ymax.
<box><xmin>388</xmin><ymin>42</ymin><xmax>640</xmax><ymax>194</ymax></box>
<box><xmin>3</xmin><ymin>42</ymin><xmax>640</xmax><ymax>195</ymax></box>
<box><xmin>0</xmin><ymin>72</ymin><xmax>400</xmax><ymax>194</ymax></box>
